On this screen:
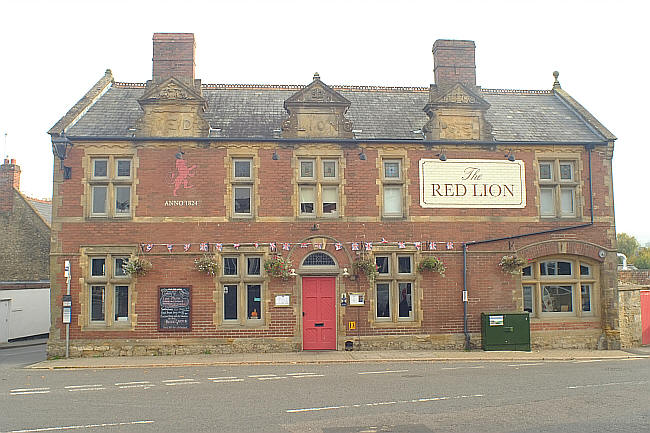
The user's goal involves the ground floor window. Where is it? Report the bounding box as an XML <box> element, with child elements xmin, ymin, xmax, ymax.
<box><xmin>84</xmin><ymin>249</ymin><xmax>133</xmax><ymax>328</ymax></box>
<box><xmin>521</xmin><ymin>256</ymin><xmax>596</xmax><ymax>317</ymax></box>
<box><xmin>374</xmin><ymin>253</ymin><xmax>415</xmax><ymax>322</ymax></box>
<box><xmin>220</xmin><ymin>251</ymin><xmax>264</xmax><ymax>325</ymax></box>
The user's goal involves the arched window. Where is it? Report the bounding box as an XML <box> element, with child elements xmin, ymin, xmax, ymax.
<box><xmin>302</xmin><ymin>252</ymin><xmax>336</xmax><ymax>266</ymax></box>
<box><xmin>521</xmin><ymin>257</ymin><xmax>597</xmax><ymax>317</ymax></box>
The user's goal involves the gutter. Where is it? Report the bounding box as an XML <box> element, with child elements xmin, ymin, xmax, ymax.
<box><xmin>461</xmin><ymin>145</ymin><xmax>595</xmax><ymax>350</ymax></box>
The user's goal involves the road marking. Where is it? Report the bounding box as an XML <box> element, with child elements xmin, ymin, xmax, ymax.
<box><xmin>286</xmin><ymin>394</ymin><xmax>484</xmax><ymax>413</ymax></box>
<box><xmin>441</xmin><ymin>366</ymin><xmax>485</xmax><ymax>370</ymax></box>
<box><xmin>64</xmin><ymin>384</ymin><xmax>103</xmax><ymax>389</ymax></box>
<box><xmin>207</xmin><ymin>376</ymin><xmax>238</xmax><ymax>380</ymax></box>
<box><xmin>162</xmin><ymin>378</ymin><xmax>200</xmax><ymax>386</ymax></box>
<box><xmin>211</xmin><ymin>378</ymin><xmax>244</xmax><ymax>383</ymax></box>
<box><xmin>291</xmin><ymin>374</ymin><xmax>325</xmax><ymax>378</ymax></box>
<box><xmin>568</xmin><ymin>380</ymin><xmax>648</xmax><ymax>389</ymax></box>
<box><xmin>10</xmin><ymin>390</ymin><xmax>51</xmax><ymax>396</ymax></box>
<box><xmin>68</xmin><ymin>387</ymin><xmax>106</xmax><ymax>392</ymax></box>
<box><xmin>507</xmin><ymin>363</ymin><xmax>543</xmax><ymax>367</ymax></box>
<box><xmin>357</xmin><ymin>369</ymin><xmax>409</xmax><ymax>375</ymax></box>
<box><xmin>118</xmin><ymin>384</ymin><xmax>156</xmax><ymax>389</ymax></box>
<box><xmin>115</xmin><ymin>381</ymin><xmax>150</xmax><ymax>386</ymax></box>
<box><xmin>258</xmin><ymin>376</ymin><xmax>286</xmax><ymax>380</ymax></box>
<box><xmin>6</xmin><ymin>420</ymin><xmax>154</xmax><ymax>432</ymax></box>
<box><xmin>573</xmin><ymin>359</ymin><xmax>604</xmax><ymax>363</ymax></box>
<box><xmin>10</xmin><ymin>388</ymin><xmax>50</xmax><ymax>393</ymax></box>
<box><xmin>248</xmin><ymin>374</ymin><xmax>276</xmax><ymax>378</ymax></box>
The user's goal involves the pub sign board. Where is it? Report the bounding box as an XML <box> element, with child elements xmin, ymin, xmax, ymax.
<box><xmin>419</xmin><ymin>159</ymin><xmax>526</xmax><ymax>208</ymax></box>
<box><xmin>159</xmin><ymin>287</ymin><xmax>191</xmax><ymax>330</ymax></box>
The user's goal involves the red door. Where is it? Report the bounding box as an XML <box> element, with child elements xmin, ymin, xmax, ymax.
<box><xmin>302</xmin><ymin>277</ymin><xmax>336</xmax><ymax>350</ymax></box>
<box><xmin>642</xmin><ymin>291</ymin><xmax>650</xmax><ymax>345</ymax></box>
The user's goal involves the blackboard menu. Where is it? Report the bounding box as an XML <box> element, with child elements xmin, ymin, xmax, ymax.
<box><xmin>159</xmin><ymin>287</ymin><xmax>191</xmax><ymax>330</ymax></box>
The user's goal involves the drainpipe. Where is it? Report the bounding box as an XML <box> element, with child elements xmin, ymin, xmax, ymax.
<box><xmin>462</xmin><ymin>145</ymin><xmax>596</xmax><ymax>350</ymax></box>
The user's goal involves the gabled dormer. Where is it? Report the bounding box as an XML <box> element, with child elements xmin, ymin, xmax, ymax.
<box><xmin>423</xmin><ymin>82</ymin><xmax>493</xmax><ymax>140</ymax></box>
<box><xmin>281</xmin><ymin>73</ymin><xmax>354</xmax><ymax>138</ymax></box>
<box><xmin>135</xmin><ymin>33</ymin><xmax>209</xmax><ymax>137</ymax></box>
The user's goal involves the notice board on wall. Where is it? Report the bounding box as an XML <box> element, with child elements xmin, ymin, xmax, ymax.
<box><xmin>159</xmin><ymin>287</ymin><xmax>191</xmax><ymax>330</ymax></box>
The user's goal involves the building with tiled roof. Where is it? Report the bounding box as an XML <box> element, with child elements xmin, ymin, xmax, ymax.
<box><xmin>46</xmin><ymin>34</ymin><xmax>620</xmax><ymax>357</ymax></box>
<box><xmin>0</xmin><ymin>158</ymin><xmax>51</xmax><ymax>342</ymax></box>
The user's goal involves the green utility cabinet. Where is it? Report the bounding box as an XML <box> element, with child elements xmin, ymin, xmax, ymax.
<box><xmin>481</xmin><ymin>312</ymin><xmax>531</xmax><ymax>351</ymax></box>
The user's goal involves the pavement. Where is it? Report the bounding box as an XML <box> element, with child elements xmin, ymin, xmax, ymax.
<box><xmin>2</xmin><ymin>337</ymin><xmax>648</xmax><ymax>369</ymax></box>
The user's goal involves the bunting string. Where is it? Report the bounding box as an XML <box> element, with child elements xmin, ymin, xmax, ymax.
<box><xmin>139</xmin><ymin>239</ymin><xmax>458</xmax><ymax>253</ymax></box>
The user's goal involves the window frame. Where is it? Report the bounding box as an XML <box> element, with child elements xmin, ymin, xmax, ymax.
<box><xmin>88</xmin><ymin>156</ymin><xmax>133</xmax><ymax>219</ymax></box>
<box><xmin>219</xmin><ymin>251</ymin><xmax>265</xmax><ymax>326</ymax></box>
<box><xmin>373</xmin><ymin>252</ymin><xmax>416</xmax><ymax>322</ymax></box>
<box><xmin>85</xmin><ymin>251</ymin><xmax>133</xmax><ymax>328</ymax></box>
<box><xmin>231</xmin><ymin>157</ymin><xmax>255</xmax><ymax>218</ymax></box>
<box><xmin>537</xmin><ymin>158</ymin><xmax>579</xmax><ymax>219</ymax></box>
<box><xmin>296</xmin><ymin>156</ymin><xmax>341</xmax><ymax>219</ymax></box>
<box><xmin>520</xmin><ymin>257</ymin><xmax>597</xmax><ymax>318</ymax></box>
<box><xmin>381</xmin><ymin>158</ymin><xmax>405</xmax><ymax>218</ymax></box>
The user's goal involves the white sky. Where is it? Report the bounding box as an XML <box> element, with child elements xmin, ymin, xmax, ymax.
<box><xmin>1</xmin><ymin>0</ymin><xmax>648</xmax><ymax>242</ymax></box>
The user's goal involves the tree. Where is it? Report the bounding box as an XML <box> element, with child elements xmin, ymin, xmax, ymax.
<box><xmin>617</xmin><ymin>232</ymin><xmax>640</xmax><ymax>262</ymax></box>
<box><xmin>631</xmin><ymin>248</ymin><xmax>650</xmax><ymax>269</ymax></box>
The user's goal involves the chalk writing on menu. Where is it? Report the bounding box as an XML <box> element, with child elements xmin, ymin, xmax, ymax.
<box><xmin>159</xmin><ymin>287</ymin><xmax>191</xmax><ymax>329</ymax></box>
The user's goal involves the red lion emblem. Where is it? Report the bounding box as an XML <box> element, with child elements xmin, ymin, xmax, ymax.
<box><xmin>170</xmin><ymin>152</ymin><xmax>196</xmax><ymax>196</ymax></box>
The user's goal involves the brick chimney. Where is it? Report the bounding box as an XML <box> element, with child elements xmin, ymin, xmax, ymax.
<box><xmin>0</xmin><ymin>158</ymin><xmax>20</xmax><ymax>212</ymax></box>
<box><xmin>432</xmin><ymin>39</ymin><xmax>477</xmax><ymax>89</ymax></box>
<box><xmin>152</xmin><ymin>33</ymin><xmax>196</xmax><ymax>83</ymax></box>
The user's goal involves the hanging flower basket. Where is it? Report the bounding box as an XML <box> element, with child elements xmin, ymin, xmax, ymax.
<box><xmin>194</xmin><ymin>254</ymin><xmax>219</xmax><ymax>276</ymax></box>
<box><xmin>498</xmin><ymin>255</ymin><xmax>527</xmax><ymax>275</ymax></box>
<box><xmin>122</xmin><ymin>256</ymin><xmax>152</xmax><ymax>277</ymax></box>
<box><xmin>417</xmin><ymin>256</ymin><xmax>446</xmax><ymax>276</ymax></box>
<box><xmin>352</xmin><ymin>257</ymin><xmax>378</xmax><ymax>283</ymax></box>
<box><xmin>264</xmin><ymin>255</ymin><xmax>293</xmax><ymax>279</ymax></box>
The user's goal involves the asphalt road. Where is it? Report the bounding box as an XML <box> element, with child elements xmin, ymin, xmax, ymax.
<box><xmin>1</xmin><ymin>345</ymin><xmax>649</xmax><ymax>433</ymax></box>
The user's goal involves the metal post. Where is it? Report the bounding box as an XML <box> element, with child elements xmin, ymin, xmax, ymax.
<box><xmin>66</xmin><ymin>275</ymin><xmax>70</xmax><ymax>358</ymax></box>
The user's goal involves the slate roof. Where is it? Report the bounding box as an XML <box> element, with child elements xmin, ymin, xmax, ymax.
<box><xmin>62</xmin><ymin>81</ymin><xmax>613</xmax><ymax>143</ymax></box>
<box><xmin>25</xmin><ymin>198</ymin><xmax>52</xmax><ymax>225</ymax></box>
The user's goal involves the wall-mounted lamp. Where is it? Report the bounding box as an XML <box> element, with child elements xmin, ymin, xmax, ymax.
<box><xmin>289</xmin><ymin>268</ymin><xmax>297</xmax><ymax>277</ymax></box>
<box><xmin>272</xmin><ymin>149</ymin><xmax>279</xmax><ymax>160</ymax></box>
<box><xmin>505</xmin><ymin>150</ymin><xmax>515</xmax><ymax>162</ymax></box>
<box><xmin>51</xmin><ymin>134</ymin><xmax>72</xmax><ymax>179</ymax></box>
<box><xmin>342</xmin><ymin>267</ymin><xmax>350</xmax><ymax>277</ymax></box>
<box><xmin>358</xmin><ymin>148</ymin><xmax>367</xmax><ymax>161</ymax></box>
<box><xmin>436</xmin><ymin>149</ymin><xmax>447</xmax><ymax>161</ymax></box>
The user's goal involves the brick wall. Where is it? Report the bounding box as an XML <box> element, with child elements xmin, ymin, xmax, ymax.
<box><xmin>48</xmin><ymin>139</ymin><xmax>618</xmax><ymax>354</ymax></box>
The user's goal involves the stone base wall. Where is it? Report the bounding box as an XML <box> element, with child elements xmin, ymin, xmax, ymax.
<box><xmin>49</xmin><ymin>329</ymin><xmax>614</xmax><ymax>358</ymax></box>
<box><xmin>342</xmin><ymin>333</ymin><xmax>470</xmax><ymax>351</ymax></box>
<box><xmin>47</xmin><ymin>337</ymin><xmax>299</xmax><ymax>358</ymax></box>
<box><xmin>531</xmin><ymin>329</ymin><xmax>602</xmax><ymax>349</ymax></box>
<box><xmin>619</xmin><ymin>287</ymin><xmax>643</xmax><ymax>348</ymax></box>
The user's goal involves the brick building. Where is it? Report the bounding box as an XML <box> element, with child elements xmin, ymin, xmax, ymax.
<box><xmin>0</xmin><ymin>158</ymin><xmax>51</xmax><ymax>342</ymax></box>
<box><xmin>47</xmin><ymin>34</ymin><xmax>619</xmax><ymax>357</ymax></box>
